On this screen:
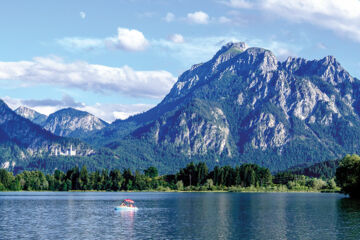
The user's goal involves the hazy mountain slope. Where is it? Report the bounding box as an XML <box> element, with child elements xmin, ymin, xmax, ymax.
<box><xmin>15</xmin><ymin>106</ymin><xmax>47</xmax><ymax>126</ymax></box>
<box><xmin>43</xmin><ymin>108</ymin><xmax>109</xmax><ymax>138</ymax></box>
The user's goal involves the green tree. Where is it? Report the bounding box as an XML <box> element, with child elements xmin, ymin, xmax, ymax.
<box><xmin>80</xmin><ymin>166</ymin><xmax>89</xmax><ymax>190</ymax></box>
<box><xmin>196</xmin><ymin>162</ymin><xmax>208</xmax><ymax>186</ymax></box>
<box><xmin>10</xmin><ymin>177</ymin><xmax>22</xmax><ymax>191</ymax></box>
<box><xmin>134</xmin><ymin>170</ymin><xmax>147</xmax><ymax>190</ymax></box>
<box><xmin>0</xmin><ymin>182</ymin><xmax>6</xmax><ymax>191</ymax></box>
<box><xmin>109</xmin><ymin>169</ymin><xmax>123</xmax><ymax>191</ymax></box>
<box><xmin>336</xmin><ymin>154</ymin><xmax>360</xmax><ymax>198</ymax></box>
<box><xmin>67</xmin><ymin>167</ymin><xmax>80</xmax><ymax>190</ymax></box>
<box><xmin>144</xmin><ymin>167</ymin><xmax>158</xmax><ymax>178</ymax></box>
<box><xmin>122</xmin><ymin>169</ymin><xmax>134</xmax><ymax>190</ymax></box>
<box><xmin>327</xmin><ymin>178</ymin><xmax>337</xmax><ymax>189</ymax></box>
<box><xmin>0</xmin><ymin>169</ymin><xmax>13</xmax><ymax>189</ymax></box>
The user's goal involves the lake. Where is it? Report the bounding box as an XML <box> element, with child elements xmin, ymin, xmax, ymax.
<box><xmin>0</xmin><ymin>192</ymin><xmax>360</xmax><ymax>239</ymax></box>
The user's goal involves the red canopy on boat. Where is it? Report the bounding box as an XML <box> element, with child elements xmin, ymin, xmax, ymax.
<box><xmin>123</xmin><ymin>199</ymin><xmax>135</xmax><ymax>203</ymax></box>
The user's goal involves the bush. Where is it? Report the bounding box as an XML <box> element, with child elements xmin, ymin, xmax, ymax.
<box><xmin>176</xmin><ymin>180</ymin><xmax>184</xmax><ymax>191</ymax></box>
<box><xmin>306</xmin><ymin>178</ymin><xmax>326</xmax><ymax>190</ymax></box>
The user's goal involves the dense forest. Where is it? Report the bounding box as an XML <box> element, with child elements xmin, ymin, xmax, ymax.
<box><xmin>286</xmin><ymin>160</ymin><xmax>340</xmax><ymax>179</ymax></box>
<box><xmin>0</xmin><ymin>162</ymin><xmax>338</xmax><ymax>192</ymax></box>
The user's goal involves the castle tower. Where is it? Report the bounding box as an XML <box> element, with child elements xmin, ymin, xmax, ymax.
<box><xmin>70</xmin><ymin>145</ymin><xmax>76</xmax><ymax>156</ymax></box>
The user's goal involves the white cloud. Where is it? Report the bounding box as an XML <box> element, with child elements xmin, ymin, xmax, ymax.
<box><xmin>266</xmin><ymin>43</ymin><xmax>294</xmax><ymax>60</ymax></box>
<box><xmin>218</xmin><ymin>16</ymin><xmax>231</xmax><ymax>24</ymax></box>
<box><xmin>164</xmin><ymin>12</ymin><xmax>175</xmax><ymax>22</ymax></box>
<box><xmin>57</xmin><ymin>27</ymin><xmax>149</xmax><ymax>52</ymax></box>
<box><xmin>187</xmin><ymin>11</ymin><xmax>210</xmax><ymax>24</ymax></box>
<box><xmin>168</xmin><ymin>34</ymin><xmax>185</xmax><ymax>43</ymax></box>
<box><xmin>317</xmin><ymin>42</ymin><xmax>327</xmax><ymax>50</ymax></box>
<box><xmin>22</xmin><ymin>94</ymin><xmax>84</xmax><ymax>108</ymax></box>
<box><xmin>152</xmin><ymin>36</ymin><xmax>241</xmax><ymax>66</ymax></box>
<box><xmin>152</xmin><ymin>35</ymin><xmax>301</xmax><ymax>66</ymax></box>
<box><xmin>0</xmin><ymin>56</ymin><xmax>176</xmax><ymax>99</ymax></box>
<box><xmin>262</xmin><ymin>0</ymin><xmax>360</xmax><ymax>42</ymax></box>
<box><xmin>222</xmin><ymin>0</ymin><xmax>360</xmax><ymax>43</ymax></box>
<box><xmin>80</xmin><ymin>11</ymin><xmax>86</xmax><ymax>19</ymax></box>
<box><xmin>81</xmin><ymin>103</ymin><xmax>154</xmax><ymax>122</ymax></box>
<box><xmin>57</xmin><ymin>38</ymin><xmax>103</xmax><ymax>51</ymax></box>
<box><xmin>222</xmin><ymin>0</ymin><xmax>253</xmax><ymax>8</ymax></box>
<box><xmin>108</xmin><ymin>27</ymin><xmax>149</xmax><ymax>51</ymax></box>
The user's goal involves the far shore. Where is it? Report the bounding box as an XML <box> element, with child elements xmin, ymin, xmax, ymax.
<box><xmin>0</xmin><ymin>189</ymin><xmax>342</xmax><ymax>194</ymax></box>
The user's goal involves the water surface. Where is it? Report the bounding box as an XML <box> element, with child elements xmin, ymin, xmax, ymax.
<box><xmin>0</xmin><ymin>192</ymin><xmax>359</xmax><ymax>239</ymax></box>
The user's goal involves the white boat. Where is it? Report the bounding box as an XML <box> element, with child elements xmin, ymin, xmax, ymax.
<box><xmin>115</xmin><ymin>199</ymin><xmax>138</xmax><ymax>211</ymax></box>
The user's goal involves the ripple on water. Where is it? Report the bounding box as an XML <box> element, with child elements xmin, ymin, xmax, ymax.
<box><xmin>0</xmin><ymin>192</ymin><xmax>359</xmax><ymax>240</ymax></box>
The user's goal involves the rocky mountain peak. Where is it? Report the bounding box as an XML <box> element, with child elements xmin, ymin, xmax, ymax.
<box><xmin>214</xmin><ymin>42</ymin><xmax>247</xmax><ymax>57</ymax></box>
<box><xmin>238</xmin><ymin>47</ymin><xmax>279</xmax><ymax>72</ymax></box>
<box><xmin>15</xmin><ymin>106</ymin><xmax>47</xmax><ymax>126</ymax></box>
<box><xmin>164</xmin><ymin>43</ymin><xmax>281</xmax><ymax>104</ymax></box>
<box><xmin>43</xmin><ymin>107</ymin><xmax>108</xmax><ymax>138</ymax></box>
<box><xmin>211</xmin><ymin>42</ymin><xmax>248</xmax><ymax>68</ymax></box>
<box><xmin>283</xmin><ymin>55</ymin><xmax>353</xmax><ymax>86</ymax></box>
<box><xmin>52</xmin><ymin>107</ymin><xmax>88</xmax><ymax>117</ymax></box>
<box><xmin>320</xmin><ymin>55</ymin><xmax>337</xmax><ymax>65</ymax></box>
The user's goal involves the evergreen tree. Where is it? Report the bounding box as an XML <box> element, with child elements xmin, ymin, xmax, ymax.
<box><xmin>80</xmin><ymin>166</ymin><xmax>89</xmax><ymax>190</ymax></box>
<box><xmin>144</xmin><ymin>167</ymin><xmax>158</xmax><ymax>178</ymax></box>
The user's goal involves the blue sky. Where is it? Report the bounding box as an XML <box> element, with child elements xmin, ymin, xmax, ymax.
<box><xmin>1</xmin><ymin>0</ymin><xmax>360</xmax><ymax>122</ymax></box>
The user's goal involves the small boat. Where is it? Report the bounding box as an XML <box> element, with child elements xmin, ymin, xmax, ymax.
<box><xmin>115</xmin><ymin>199</ymin><xmax>138</xmax><ymax>211</ymax></box>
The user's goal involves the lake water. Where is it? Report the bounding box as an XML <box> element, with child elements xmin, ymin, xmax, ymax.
<box><xmin>0</xmin><ymin>192</ymin><xmax>360</xmax><ymax>240</ymax></box>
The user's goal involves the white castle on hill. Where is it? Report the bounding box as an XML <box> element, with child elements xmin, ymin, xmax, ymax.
<box><xmin>54</xmin><ymin>145</ymin><xmax>76</xmax><ymax>156</ymax></box>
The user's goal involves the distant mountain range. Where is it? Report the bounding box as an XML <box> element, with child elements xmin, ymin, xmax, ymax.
<box><xmin>15</xmin><ymin>106</ymin><xmax>108</xmax><ymax>138</ymax></box>
<box><xmin>2</xmin><ymin>42</ymin><xmax>360</xmax><ymax>173</ymax></box>
<box><xmin>0</xmin><ymin>100</ymin><xmax>94</xmax><ymax>171</ymax></box>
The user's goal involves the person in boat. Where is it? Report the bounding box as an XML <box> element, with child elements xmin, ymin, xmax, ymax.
<box><xmin>120</xmin><ymin>202</ymin><xmax>126</xmax><ymax>207</ymax></box>
<box><xmin>129</xmin><ymin>204</ymin><xmax>133</xmax><ymax>208</ymax></box>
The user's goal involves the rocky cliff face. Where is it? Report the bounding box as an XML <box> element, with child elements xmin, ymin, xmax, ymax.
<box><xmin>43</xmin><ymin>108</ymin><xmax>108</xmax><ymax>138</ymax></box>
<box><xmin>15</xmin><ymin>106</ymin><xmax>47</xmax><ymax>126</ymax></box>
<box><xmin>133</xmin><ymin>99</ymin><xmax>232</xmax><ymax>156</ymax></box>
<box><xmin>103</xmin><ymin>42</ymin><xmax>360</xmax><ymax>170</ymax></box>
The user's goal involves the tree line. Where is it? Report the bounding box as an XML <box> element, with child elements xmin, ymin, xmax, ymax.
<box><xmin>0</xmin><ymin>162</ymin><xmax>338</xmax><ymax>192</ymax></box>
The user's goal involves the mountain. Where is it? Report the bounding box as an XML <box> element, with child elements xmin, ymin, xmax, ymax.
<box><xmin>93</xmin><ymin>42</ymin><xmax>360</xmax><ymax>171</ymax></box>
<box><xmin>43</xmin><ymin>108</ymin><xmax>109</xmax><ymax>138</ymax></box>
<box><xmin>15</xmin><ymin>106</ymin><xmax>47</xmax><ymax>126</ymax></box>
<box><xmin>0</xmin><ymin>100</ymin><xmax>93</xmax><ymax>171</ymax></box>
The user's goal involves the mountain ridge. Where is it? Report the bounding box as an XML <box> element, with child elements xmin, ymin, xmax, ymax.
<box><xmin>15</xmin><ymin>106</ymin><xmax>47</xmax><ymax>126</ymax></box>
<box><xmin>93</xmin><ymin>42</ymin><xmax>360</xmax><ymax>171</ymax></box>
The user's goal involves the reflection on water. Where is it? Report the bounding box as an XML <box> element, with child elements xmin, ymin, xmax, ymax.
<box><xmin>0</xmin><ymin>192</ymin><xmax>360</xmax><ymax>240</ymax></box>
<box><xmin>336</xmin><ymin>198</ymin><xmax>360</xmax><ymax>240</ymax></box>
<box><xmin>338</xmin><ymin>198</ymin><xmax>360</xmax><ymax>212</ymax></box>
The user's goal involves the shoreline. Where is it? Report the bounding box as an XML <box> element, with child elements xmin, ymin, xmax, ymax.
<box><xmin>0</xmin><ymin>189</ymin><xmax>342</xmax><ymax>194</ymax></box>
